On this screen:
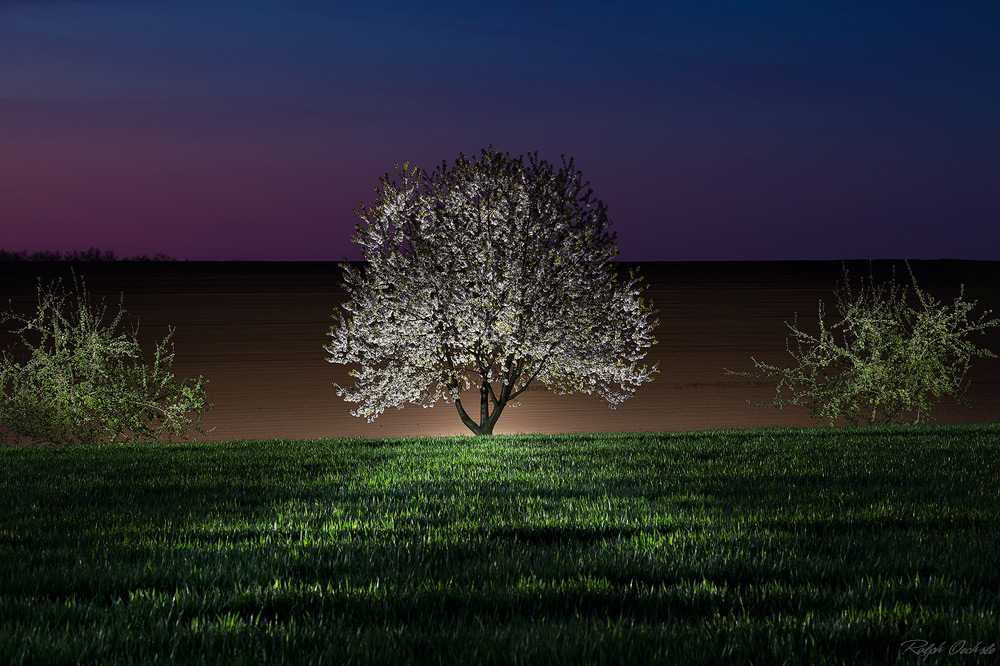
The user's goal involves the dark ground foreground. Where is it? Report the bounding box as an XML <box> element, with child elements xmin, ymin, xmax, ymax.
<box><xmin>2</xmin><ymin>427</ymin><xmax>998</xmax><ymax>665</ymax></box>
<box><xmin>1</xmin><ymin>260</ymin><xmax>998</xmax><ymax>441</ymax></box>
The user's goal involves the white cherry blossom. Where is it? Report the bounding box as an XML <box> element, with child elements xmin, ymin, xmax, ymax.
<box><xmin>326</xmin><ymin>147</ymin><xmax>658</xmax><ymax>435</ymax></box>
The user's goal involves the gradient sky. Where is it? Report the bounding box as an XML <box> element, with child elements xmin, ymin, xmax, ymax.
<box><xmin>2</xmin><ymin>0</ymin><xmax>999</xmax><ymax>261</ymax></box>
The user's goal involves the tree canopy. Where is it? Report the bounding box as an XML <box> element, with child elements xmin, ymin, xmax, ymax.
<box><xmin>325</xmin><ymin>147</ymin><xmax>658</xmax><ymax>435</ymax></box>
<box><xmin>0</xmin><ymin>247</ymin><xmax>175</xmax><ymax>262</ymax></box>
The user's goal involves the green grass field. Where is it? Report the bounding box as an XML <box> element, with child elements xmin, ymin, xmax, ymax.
<box><xmin>1</xmin><ymin>424</ymin><xmax>998</xmax><ymax>665</ymax></box>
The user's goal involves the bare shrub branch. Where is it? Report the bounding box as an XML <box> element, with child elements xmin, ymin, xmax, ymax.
<box><xmin>726</xmin><ymin>261</ymin><xmax>998</xmax><ymax>426</ymax></box>
<box><xmin>0</xmin><ymin>273</ymin><xmax>213</xmax><ymax>445</ymax></box>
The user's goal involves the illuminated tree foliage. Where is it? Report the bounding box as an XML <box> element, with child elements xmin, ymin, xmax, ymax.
<box><xmin>727</xmin><ymin>262</ymin><xmax>998</xmax><ymax>426</ymax></box>
<box><xmin>325</xmin><ymin>147</ymin><xmax>658</xmax><ymax>435</ymax></box>
<box><xmin>0</xmin><ymin>274</ymin><xmax>213</xmax><ymax>445</ymax></box>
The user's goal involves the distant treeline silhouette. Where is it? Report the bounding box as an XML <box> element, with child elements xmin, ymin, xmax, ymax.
<box><xmin>0</xmin><ymin>247</ymin><xmax>176</xmax><ymax>262</ymax></box>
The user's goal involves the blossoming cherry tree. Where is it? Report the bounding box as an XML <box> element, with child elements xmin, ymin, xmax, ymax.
<box><xmin>326</xmin><ymin>147</ymin><xmax>658</xmax><ymax>435</ymax></box>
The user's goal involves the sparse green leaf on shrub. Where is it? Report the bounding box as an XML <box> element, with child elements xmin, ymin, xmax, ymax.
<box><xmin>726</xmin><ymin>261</ymin><xmax>998</xmax><ymax>426</ymax></box>
<box><xmin>0</xmin><ymin>272</ymin><xmax>213</xmax><ymax>445</ymax></box>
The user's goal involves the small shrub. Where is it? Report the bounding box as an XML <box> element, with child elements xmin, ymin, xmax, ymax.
<box><xmin>0</xmin><ymin>273</ymin><xmax>213</xmax><ymax>445</ymax></box>
<box><xmin>727</xmin><ymin>261</ymin><xmax>998</xmax><ymax>426</ymax></box>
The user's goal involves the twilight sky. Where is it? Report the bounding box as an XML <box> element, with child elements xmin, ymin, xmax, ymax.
<box><xmin>2</xmin><ymin>0</ymin><xmax>998</xmax><ymax>261</ymax></box>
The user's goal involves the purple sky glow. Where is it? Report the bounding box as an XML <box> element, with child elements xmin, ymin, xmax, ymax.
<box><xmin>2</xmin><ymin>0</ymin><xmax>999</xmax><ymax>261</ymax></box>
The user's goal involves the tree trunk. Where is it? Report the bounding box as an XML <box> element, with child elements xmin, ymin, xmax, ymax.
<box><xmin>480</xmin><ymin>384</ymin><xmax>489</xmax><ymax>433</ymax></box>
<box><xmin>453</xmin><ymin>394</ymin><xmax>494</xmax><ymax>436</ymax></box>
<box><xmin>453</xmin><ymin>396</ymin><xmax>482</xmax><ymax>435</ymax></box>
<box><xmin>452</xmin><ymin>382</ymin><xmax>502</xmax><ymax>436</ymax></box>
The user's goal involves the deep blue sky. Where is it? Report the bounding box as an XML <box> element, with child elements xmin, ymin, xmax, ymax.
<box><xmin>2</xmin><ymin>0</ymin><xmax>998</xmax><ymax>260</ymax></box>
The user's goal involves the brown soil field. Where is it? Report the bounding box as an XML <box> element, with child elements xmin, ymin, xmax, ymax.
<box><xmin>2</xmin><ymin>260</ymin><xmax>998</xmax><ymax>441</ymax></box>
